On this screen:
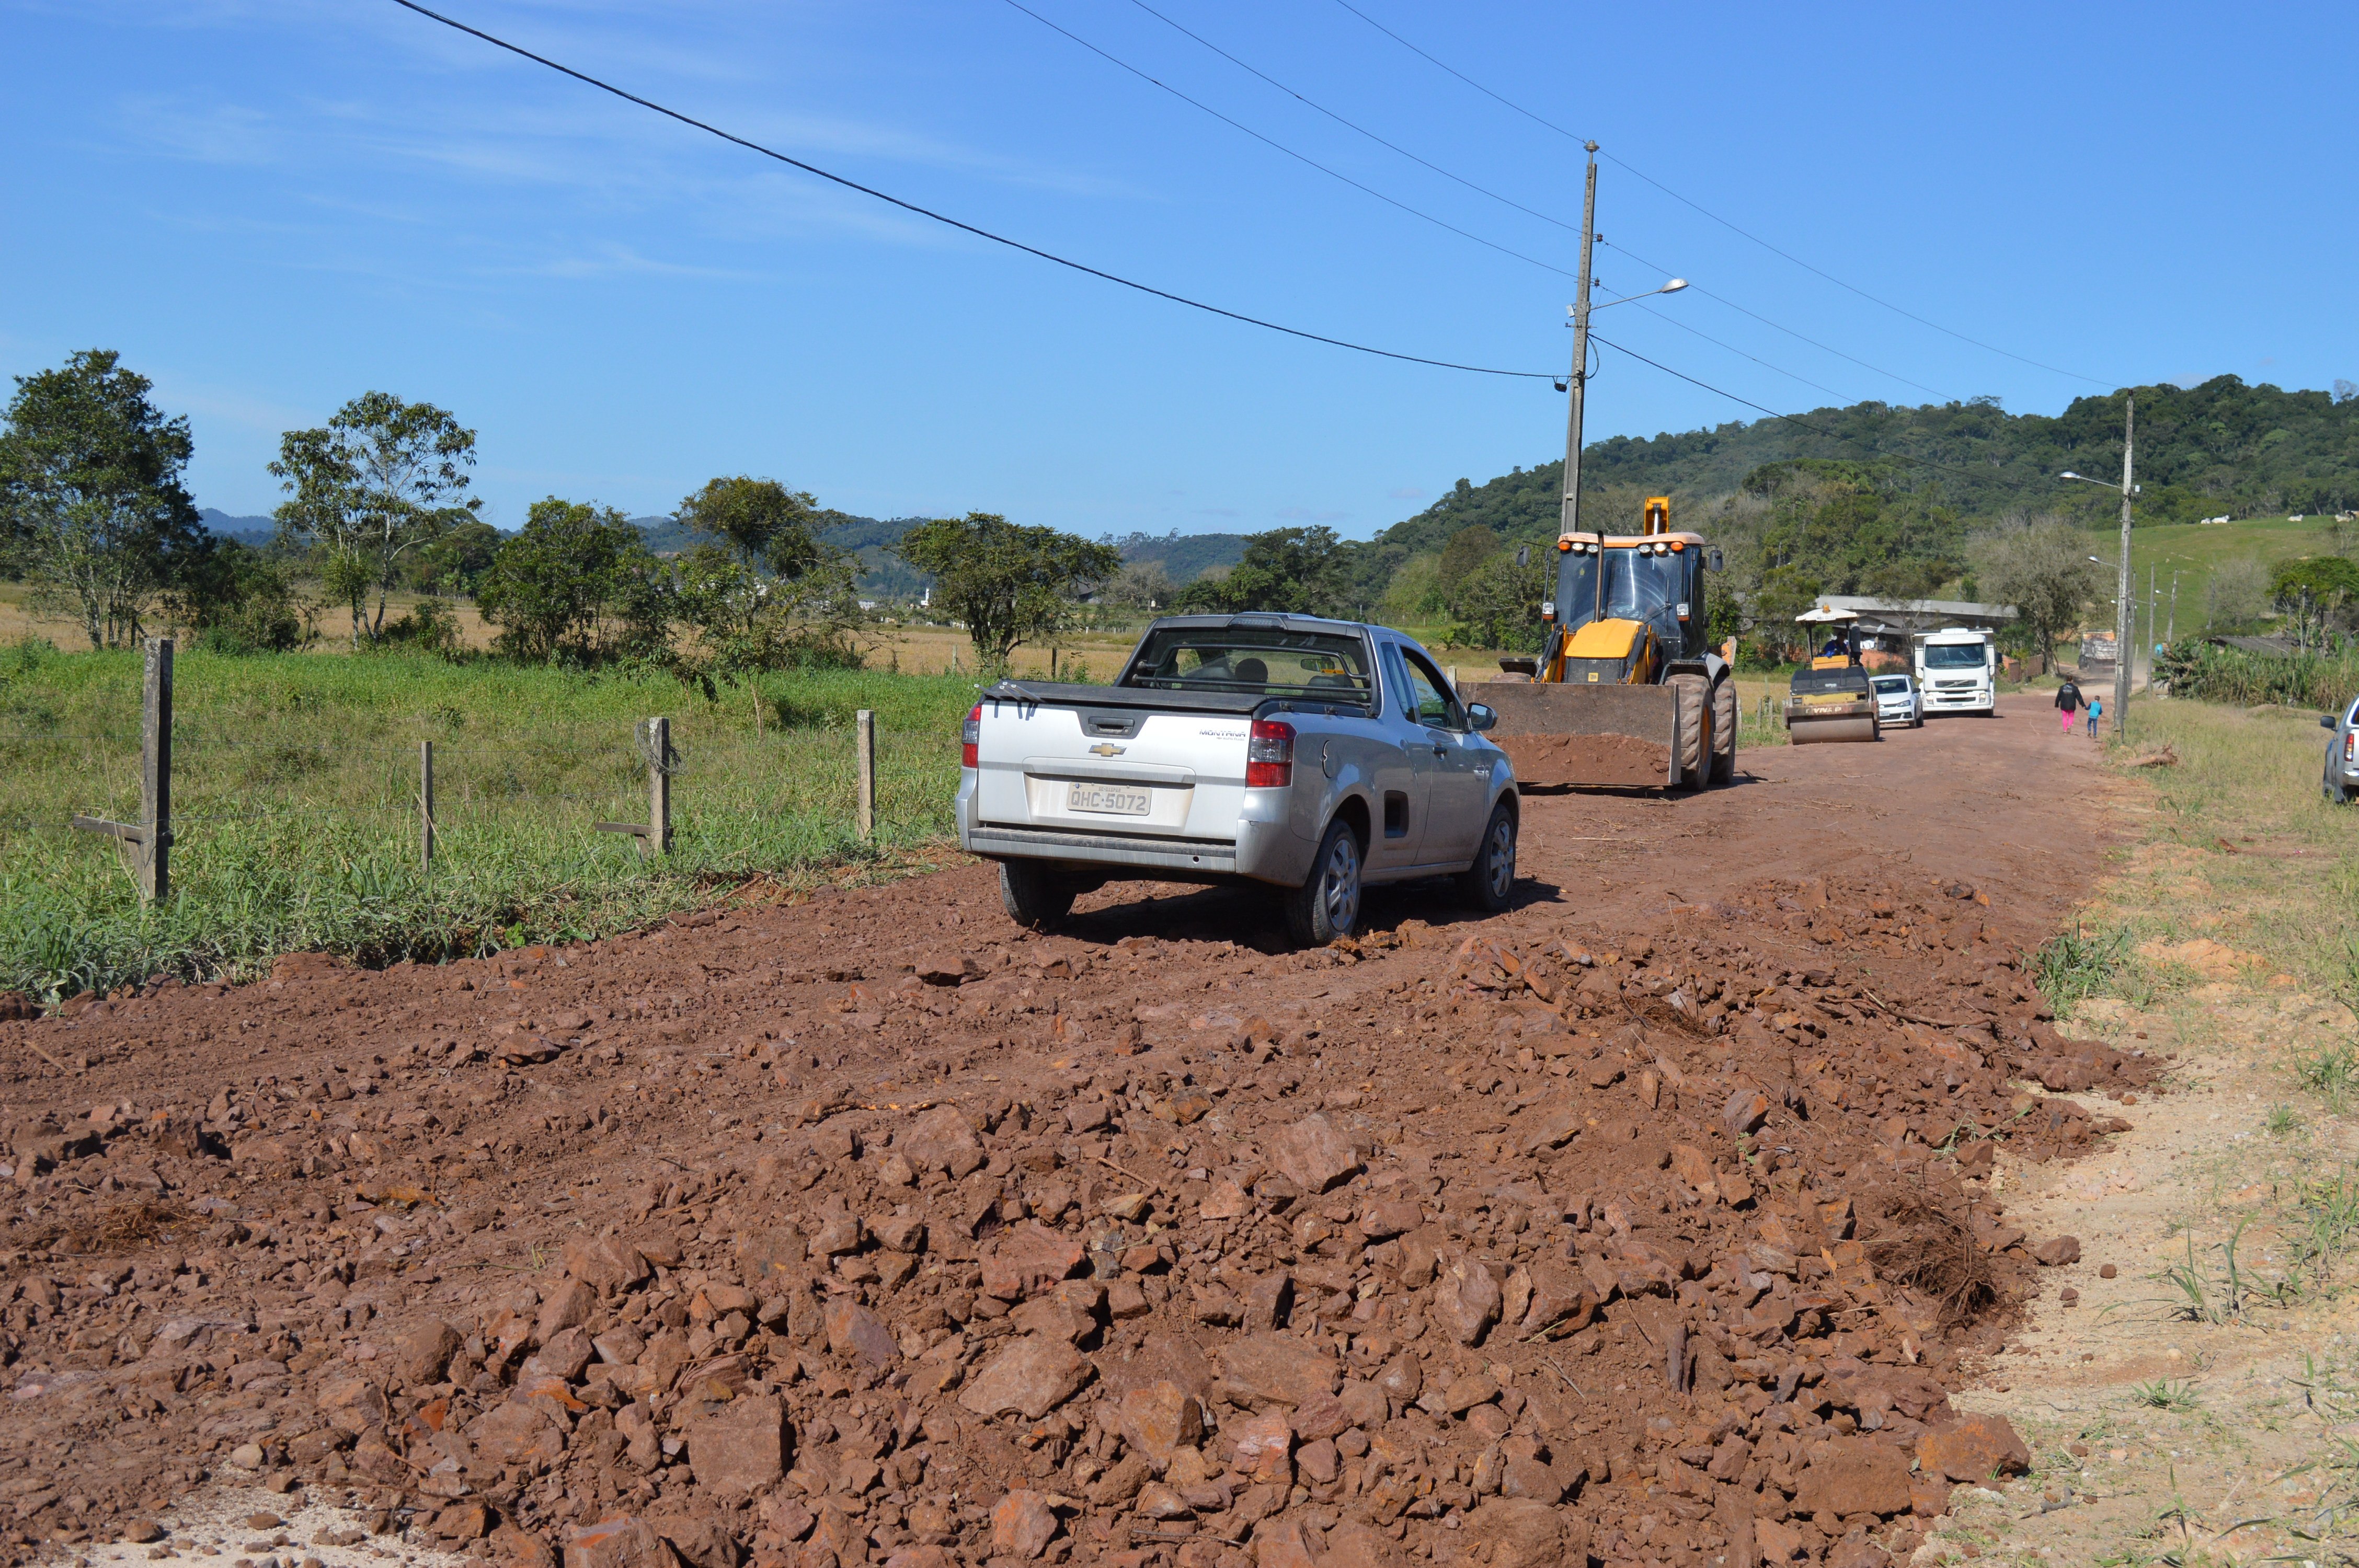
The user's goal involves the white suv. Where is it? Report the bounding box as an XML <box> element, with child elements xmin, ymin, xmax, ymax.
<box><xmin>1872</xmin><ymin>673</ymin><xmax>1922</xmax><ymax>728</ymax></box>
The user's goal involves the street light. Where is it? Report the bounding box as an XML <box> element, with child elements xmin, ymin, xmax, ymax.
<box><xmin>2055</xmin><ymin>395</ymin><xmax>2139</xmax><ymax>740</ymax></box>
<box><xmin>1556</xmin><ymin>280</ymin><xmax>1689</xmax><ymax>391</ymax></box>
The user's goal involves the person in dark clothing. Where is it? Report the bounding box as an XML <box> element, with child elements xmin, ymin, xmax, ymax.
<box><xmin>2055</xmin><ymin>679</ymin><xmax>2082</xmax><ymax>735</ymax></box>
<box><xmin>1822</xmin><ymin>633</ymin><xmax>1846</xmax><ymax>659</ymax></box>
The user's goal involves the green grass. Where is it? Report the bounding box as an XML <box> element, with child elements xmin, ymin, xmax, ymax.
<box><xmin>0</xmin><ymin>641</ymin><xmax>979</xmax><ymax>1000</ymax></box>
<box><xmin>2124</xmin><ymin>515</ymin><xmax>2343</xmax><ymax>638</ymax></box>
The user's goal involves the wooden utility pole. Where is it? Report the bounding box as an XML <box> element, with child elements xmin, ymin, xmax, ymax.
<box><xmin>1560</xmin><ymin>142</ymin><xmax>1601</xmax><ymax>626</ymax></box>
<box><xmin>855</xmin><ymin>710</ymin><xmax>876</xmax><ymax>840</ymax></box>
<box><xmin>71</xmin><ymin>638</ymin><xmax>173</xmax><ymax>905</ymax></box>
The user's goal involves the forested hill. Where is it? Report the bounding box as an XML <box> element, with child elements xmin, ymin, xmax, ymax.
<box><xmin>1373</xmin><ymin>375</ymin><xmax>2359</xmax><ymax>561</ymax></box>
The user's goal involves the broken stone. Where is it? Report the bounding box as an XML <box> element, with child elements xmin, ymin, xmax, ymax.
<box><xmin>565</xmin><ymin>1517</ymin><xmax>679</xmax><ymax>1568</ymax></box>
<box><xmin>823</xmin><ymin>1300</ymin><xmax>899</xmax><ymax>1369</ymax></box>
<box><xmin>2032</xmin><ymin>1235</ymin><xmax>2082</xmax><ymax>1267</ymax></box>
<box><xmin>392</xmin><ymin>1320</ymin><xmax>461</xmax><ymax>1386</ymax></box>
<box><xmin>1120</xmin><ymin>1380</ymin><xmax>1204</xmax><ymax>1467</ymax></box>
<box><xmin>1268</xmin><ymin>1114</ymin><xmax>1359</xmax><ymax>1194</ymax></box>
<box><xmin>958</xmin><ymin>1334</ymin><xmax>1094</xmax><ymax>1419</ymax></box>
<box><xmin>1432</xmin><ymin>1255</ymin><xmax>1503</xmax><ymax>1345</ymax></box>
<box><xmin>536</xmin><ymin>1278</ymin><xmax>596</xmax><ymax>1342</ymax></box>
<box><xmin>1218</xmin><ymin>1333</ymin><xmax>1341</xmax><ymax>1407</ymax></box>
<box><xmin>990</xmin><ymin>1490</ymin><xmax>1059</xmax><ymax>1561</ymax></box>
<box><xmin>980</xmin><ymin>1223</ymin><xmax>1087</xmax><ymax>1301</ymax></box>
<box><xmin>1792</xmin><ymin>1436</ymin><xmax>1913</xmax><ymax>1517</ymax></box>
<box><xmin>1916</xmin><ymin>1413</ymin><xmax>2031</xmax><ymax>1481</ymax></box>
<box><xmin>682</xmin><ymin>1393</ymin><xmax>788</xmax><ymax>1494</ymax></box>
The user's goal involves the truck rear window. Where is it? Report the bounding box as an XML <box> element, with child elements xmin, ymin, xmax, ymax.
<box><xmin>1124</xmin><ymin>627</ymin><xmax>1373</xmax><ymax>699</ymax></box>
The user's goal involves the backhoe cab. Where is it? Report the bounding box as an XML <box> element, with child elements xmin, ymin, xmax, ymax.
<box><xmin>1480</xmin><ymin>497</ymin><xmax>1736</xmax><ymax>789</ymax></box>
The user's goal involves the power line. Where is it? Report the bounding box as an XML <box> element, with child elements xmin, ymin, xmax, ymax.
<box><xmin>1112</xmin><ymin>0</ymin><xmax>1953</xmax><ymax>406</ymax></box>
<box><xmin>999</xmin><ymin>0</ymin><xmax>1574</xmax><ymax>280</ymax></box>
<box><xmin>1623</xmin><ymin>301</ymin><xmax>1853</xmax><ymax>403</ymax></box>
<box><xmin>383</xmin><ymin>0</ymin><xmax>1556</xmax><ymax>380</ymax></box>
<box><xmin>1601</xmin><ymin>237</ymin><xmax>1952</xmax><ymax>401</ymax></box>
<box><xmin>1122</xmin><ymin>0</ymin><xmax>1581</xmax><ymax>240</ymax></box>
<box><xmin>1327</xmin><ymin>0</ymin><xmax>2114</xmax><ymax>388</ymax></box>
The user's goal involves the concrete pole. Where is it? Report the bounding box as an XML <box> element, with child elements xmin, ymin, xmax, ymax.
<box><xmin>2113</xmin><ymin>395</ymin><xmax>2135</xmax><ymax>738</ymax></box>
<box><xmin>1560</xmin><ymin>144</ymin><xmax>1600</xmax><ymax>623</ymax></box>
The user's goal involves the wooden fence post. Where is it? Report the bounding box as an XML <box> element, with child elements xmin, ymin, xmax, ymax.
<box><xmin>594</xmin><ymin>715</ymin><xmax>671</xmax><ymax>858</ymax></box>
<box><xmin>855</xmin><ymin>709</ymin><xmax>876</xmax><ymax>840</ymax></box>
<box><xmin>71</xmin><ymin>637</ymin><xmax>172</xmax><ymax>905</ymax></box>
<box><xmin>419</xmin><ymin>740</ymin><xmax>436</xmax><ymax>868</ymax></box>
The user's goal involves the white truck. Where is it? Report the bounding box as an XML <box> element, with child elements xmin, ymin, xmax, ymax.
<box><xmin>1911</xmin><ymin>626</ymin><xmax>1998</xmax><ymax>718</ymax></box>
<box><xmin>957</xmin><ymin>613</ymin><xmax>1521</xmax><ymax>946</ymax></box>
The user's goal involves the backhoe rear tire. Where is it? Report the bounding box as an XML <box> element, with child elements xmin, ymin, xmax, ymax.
<box><xmin>1670</xmin><ymin>672</ymin><xmax>1711</xmax><ymax>788</ymax></box>
<box><xmin>1000</xmin><ymin>860</ymin><xmax>1077</xmax><ymax>931</ymax></box>
<box><xmin>1710</xmin><ymin>676</ymin><xmax>1738</xmax><ymax>786</ymax></box>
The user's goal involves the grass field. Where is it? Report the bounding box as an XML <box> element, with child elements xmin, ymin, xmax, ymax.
<box><xmin>0</xmin><ymin>643</ymin><xmax>979</xmax><ymax>1000</ymax></box>
<box><xmin>2122</xmin><ymin>514</ymin><xmax>2342</xmax><ymax>640</ymax></box>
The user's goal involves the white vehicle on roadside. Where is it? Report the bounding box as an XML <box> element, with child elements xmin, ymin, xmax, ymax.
<box><xmin>1912</xmin><ymin>627</ymin><xmax>1997</xmax><ymax>718</ymax></box>
<box><xmin>957</xmin><ymin>613</ymin><xmax>1520</xmax><ymax>946</ymax></box>
<box><xmin>1871</xmin><ymin>673</ymin><xmax>1922</xmax><ymax>728</ymax></box>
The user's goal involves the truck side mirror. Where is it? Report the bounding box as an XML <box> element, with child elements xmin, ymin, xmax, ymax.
<box><xmin>1466</xmin><ymin>704</ymin><xmax>1498</xmax><ymax>732</ymax></box>
<box><xmin>2326</xmin><ymin>714</ymin><xmax>2340</xmax><ymax>730</ymax></box>
<box><xmin>1709</xmin><ymin>548</ymin><xmax>1724</xmax><ymax>571</ymax></box>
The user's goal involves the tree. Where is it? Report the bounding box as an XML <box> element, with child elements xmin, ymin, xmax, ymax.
<box><xmin>1966</xmin><ymin>513</ymin><xmax>2099</xmax><ymax>673</ymax></box>
<box><xmin>270</xmin><ymin>392</ymin><xmax>478</xmax><ymax>649</ymax></box>
<box><xmin>2203</xmin><ymin>557</ymin><xmax>2269</xmax><ymax>632</ymax></box>
<box><xmin>475</xmin><ymin>498</ymin><xmax>670</xmax><ymax>664</ymax></box>
<box><xmin>1173</xmin><ymin>526</ymin><xmax>1349</xmax><ymax>616</ymax></box>
<box><xmin>893</xmin><ymin>513</ymin><xmax>1120</xmax><ymax>666</ymax></box>
<box><xmin>2271</xmin><ymin>555</ymin><xmax>2359</xmax><ymax>651</ymax></box>
<box><xmin>1748</xmin><ymin>564</ymin><xmax>1824</xmax><ymax>664</ymax></box>
<box><xmin>1106</xmin><ymin>559</ymin><xmax>1176</xmax><ymax>611</ymax></box>
<box><xmin>0</xmin><ymin>349</ymin><xmax>207</xmax><ymax>649</ymax></box>
<box><xmin>671</xmin><ymin>477</ymin><xmax>837</xmax><ymax>660</ymax></box>
<box><xmin>1437</xmin><ymin>525</ymin><xmax>1501</xmax><ymax>588</ymax></box>
<box><xmin>675</xmin><ymin>477</ymin><xmax>822</xmax><ymax>579</ymax></box>
<box><xmin>404</xmin><ymin>515</ymin><xmax>503</xmax><ymax>595</ymax></box>
<box><xmin>1447</xmin><ymin>547</ymin><xmax>1549</xmax><ymax>651</ymax></box>
<box><xmin>164</xmin><ymin>537</ymin><xmax>305</xmax><ymax>653</ymax></box>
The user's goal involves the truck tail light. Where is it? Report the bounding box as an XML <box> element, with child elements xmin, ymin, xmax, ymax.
<box><xmin>1246</xmin><ymin>718</ymin><xmax>1296</xmax><ymax>788</ymax></box>
<box><xmin>961</xmin><ymin>704</ymin><xmax>981</xmax><ymax>769</ymax></box>
<box><xmin>2346</xmin><ymin>728</ymin><xmax>2355</xmax><ymax>763</ymax></box>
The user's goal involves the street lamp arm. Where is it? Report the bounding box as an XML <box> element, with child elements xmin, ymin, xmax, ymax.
<box><xmin>1583</xmin><ymin>279</ymin><xmax>1689</xmax><ymax>313</ymax></box>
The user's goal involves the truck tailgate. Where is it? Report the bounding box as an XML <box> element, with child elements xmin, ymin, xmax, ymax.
<box><xmin>973</xmin><ymin>697</ymin><xmax>1249</xmax><ymax>841</ymax></box>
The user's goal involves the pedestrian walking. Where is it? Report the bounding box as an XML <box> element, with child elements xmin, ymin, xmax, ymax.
<box><xmin>2055</xmin><ymin>678</ymin><xmax>2082</xmax><ymax>735</ymax></box>
<box><xmin>2087</xmin><ymin>695</ymin><xmax>2102</xmax><ymax>737</ymax></box>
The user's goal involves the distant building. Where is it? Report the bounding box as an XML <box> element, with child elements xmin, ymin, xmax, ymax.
<box><xmin>1808</xmin><ymin>595</ymin><xmax>2017</xmax><ymax>653</ymax></box>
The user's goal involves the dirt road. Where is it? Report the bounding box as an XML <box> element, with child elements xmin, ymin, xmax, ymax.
<box><xmin>0</xmin><ymin>707</ymin><xmax>2151</xmax><ymax>1568</ymax></box>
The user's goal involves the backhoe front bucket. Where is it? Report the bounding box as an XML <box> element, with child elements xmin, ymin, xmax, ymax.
<box><xmin>1473</xmin><ymin>681</ymin><xmax>1687</xmax><ymax>788</ymax></box>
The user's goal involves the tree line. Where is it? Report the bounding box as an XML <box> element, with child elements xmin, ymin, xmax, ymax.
<box><xmin>0</xmin><ymin>350</ymin><xmax>1130</xmax><ymax>676</ymax></box>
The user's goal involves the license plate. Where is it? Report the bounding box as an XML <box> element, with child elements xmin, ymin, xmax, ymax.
<box><xmin>1067</xmin><ymin>782</ymin><xmax>1151</xmax><ymax>816</ymax></box>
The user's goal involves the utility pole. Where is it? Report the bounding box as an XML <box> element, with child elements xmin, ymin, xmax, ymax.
<box><xmin>2113</xmin><ymin>394</ymin><xmax>2135</xmax><ymax>739</ymax></box>
<box><xmin>2168</xmin><ymin>569</ymin><xmax>2179</xmax><ymax>644</ymax></box>
<box><xmin>2146</xmin><ymin>562</ymin><xmax>2157</xmax><ymax>676</ymax></box>
<box><xmin>1560</xmin><ymin>143</ymin><xmax>1600</xmax><ymax>622</ymax></box>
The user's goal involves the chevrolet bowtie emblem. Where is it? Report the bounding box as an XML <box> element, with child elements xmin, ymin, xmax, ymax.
<box><xmin>1087</xmin><ymin>743</ymin><xmax>1126</xmax><ymax>757</ymax></box>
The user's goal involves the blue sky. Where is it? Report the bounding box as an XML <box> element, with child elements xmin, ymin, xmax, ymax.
<box><xmin>4</xmin><ymin>1</ymin><xmax>2351</xmax><ymax>538</ymax></box>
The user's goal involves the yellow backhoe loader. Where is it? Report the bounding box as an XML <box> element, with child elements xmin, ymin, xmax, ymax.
<box><xmin>1478</xmin><ymin>497</ymin><xmax>1737</xmax><ymax>789</ymax></box>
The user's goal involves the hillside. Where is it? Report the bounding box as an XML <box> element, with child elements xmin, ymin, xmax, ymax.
<box><xmin>1370</xmin><ymin>375</ymin><xmax>2359</xmax><ymax>563</ymax></box>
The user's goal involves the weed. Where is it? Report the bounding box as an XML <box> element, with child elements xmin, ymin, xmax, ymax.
<box><xmin>2283</xmin><ymin>1166</ymin><xmax>2359</xmax><ymax>1298</ymax></box>
<box><xmin>2298</xmin><ymin>1043</ymin><xmax>2359</xmax><ymax>1115</ymax></box>
<box><xmin>2268</xmin><ymin>1103</ymin><xmax>2306</xmax><ymax>1136</ymax></box>
<box><xmin>2133</xmin><ymin>1379</ymin><xmax>2205</xmax><ymax>1411</ymax></box>
<box><xmin>2033</xmin><ymin>920</ymin><xmax>2135</xmax><ymax>1017</ymax></box>
<box><xmin>2156</xmin><ymin>1220</ymin><xmax>2287</xmax><ymax>1323</ymax></box>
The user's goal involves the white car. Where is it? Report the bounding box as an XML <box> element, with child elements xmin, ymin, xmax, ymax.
<box><xmin>1871</xmin><ymin>673</ymin><xmax>1922</xmax><ymax>728</ymax></box>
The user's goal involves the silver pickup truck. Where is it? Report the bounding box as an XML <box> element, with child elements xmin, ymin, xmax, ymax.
<box><xmin>956</xmin><ymin>613</ymin><xmax>1520</xmax><ymax>945</ymax></box>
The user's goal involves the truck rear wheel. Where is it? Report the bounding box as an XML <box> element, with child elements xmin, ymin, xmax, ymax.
<box><xmin>1710</xmin><ymin>676</ymin><xmax>1738</xmax><ymax>786</ymax></box>
<box><xmin>1670</xmin><ymin>672</ymin><xmax>1711</xmax><ymax>788</ymax></box>
<box><xmin>1000</xmin><ymin>861</ymin><xmax>1077</xmax><ymax>931</ymax></box>
<box><xmin>1282</xmin><ymin>818</ymin><xmax>1363</xmax><ymax>947</ymax></box>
